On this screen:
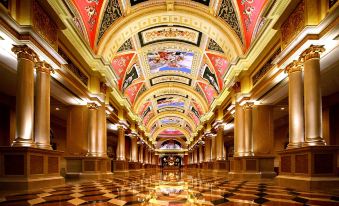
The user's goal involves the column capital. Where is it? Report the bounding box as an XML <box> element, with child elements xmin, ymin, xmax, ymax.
<box><xmin>299</xmin><ymin>45</ymin><xmax>325</xmax><ymax>62</ymax></box>
<box><xmin>12</xmin><ymin>45</ymin><xmax>39</xmax><ymax>62</ymax></box>
<box><xmin>243</xmin><ymin>102</ymin><xmax>254</xmax><ymax>110</ymax></box>
<box><xmin>285</xmin><ymin>60</ymin><xmax>303</xmax><ymax>74</ymax></box>
<box><xmin>87</xmin><ymin>102</ymin><xmax>99</xmax><ymax>110</ymax></box>
<box><xmin>35</xmin><ymin>61</ymin><xmax>54</xmax><ymax>74</ymax></box>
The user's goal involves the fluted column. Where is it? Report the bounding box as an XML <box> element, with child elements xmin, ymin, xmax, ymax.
<box><xmin>116</xmin><ymin>125</ymin><xmax>126</xmax><ymax>160</ymax></box>
<box><xmin>131</xmin><ymin>135</ymin><xmax>138</xmax><ymax>162</ymax></box>
<box><xmin>11</xmin><ymin>45</ymin><xmax>38</xmax><ymax>147</ymax></box>
<box><xmin>285</xmin><ymin>61</ymin><xmax>305</xmax><ymax>148</ymax></box>
<box><xmin>243</xmin><ymin>102</ymin><xmax>254</xmax><ymax>156</ymax></box>
<box><xmin>204</xmin><ymin>137</ymin><xmax>211</xmax><ymax>162</ymax></box>
<box><xmin>300</xmin><ymin>45</ymin><xmax>326</xmax><ymax>146</ymax></box>
<box><xmin>234</xmin><ymin>103</ymin><xmax>244</xmax><ymax>156</ymax></box>
<box><xmin>216</xmin><ymin>124</ymin><xmax>224</xmax><ymax>160</ymax></box>
<box><xmin>199</xmin><ymin>143</ymin><xmax>204</xmax><ymax>163</ymax></box>
<box><xmin>87</xmin><ymin>103</ymin><xmax>98</xmax><ymax>156</ymax></box>
<box><xmin>34</xmin><ymin>61</ymin><xmax>53</xmax><ymax>150</ymax></box>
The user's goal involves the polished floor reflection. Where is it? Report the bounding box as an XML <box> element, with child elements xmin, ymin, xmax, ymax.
<box><xmin>0</xmin><ymin>170</ymin><xmax>338</xmax><ymax>206</ymax></box>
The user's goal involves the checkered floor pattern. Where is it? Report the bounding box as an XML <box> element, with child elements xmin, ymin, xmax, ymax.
<box><xmin>0</xmin><ymin>170</ymin><xmax>338</xmax><ymax>205</ymax></box>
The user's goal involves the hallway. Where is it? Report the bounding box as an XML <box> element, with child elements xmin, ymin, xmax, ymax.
<box><xmin>0</xmin><ymin>170</ymin><xmax>338</xmax><ymax>206</ymax></box>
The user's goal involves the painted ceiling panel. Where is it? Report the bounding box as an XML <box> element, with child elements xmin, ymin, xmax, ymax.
<box><xmin>218</xmin><ymin>0</ymin><xmax>243</xmax><ymax>44</ymax></box>
<box><xmin>111</xmin><ymin>53</ymin><xmax>135</xmax><ymax>82</ymax></box>
<box><xmin>236</xmin><ymin>0</ymin><xmax>267</xmax><ymax>48</ymax></box>
<box><xmin>66</xmin><ymin>0</ymin><xmax>271</xmax><ymax>144</ymax></box>
<box><xmin>206</xmin><ymin>53</ymin><xmax>229</xmax><ymax>89</ymax></box>
<box><xmin>71</xmin><ymin>0</ymin><xmax>104</xmax><ymax>48</ymax></box>
<box><xmin>159</xmin><ymin>129</ymin><xmax>184</xmax><ymax>136</ymax></box>
<box><xmin>97</xmin><ymin>0</ymin><xmax>122</xmax><ymax>44</ymax></box>
<box><xmin>124</xmin><ymin>82</ymin><xmax>143</xmax><ymax>105</ymax></box>
<box><xmin>198</xmin><ymin>82</ymin><xmax>218</xmax><ymax>105</ymax></box>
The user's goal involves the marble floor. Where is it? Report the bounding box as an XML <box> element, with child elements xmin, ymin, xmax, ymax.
<box><xmin>0</xmin><ymin>170</ymin><xmax>338</xmax><ymax>206</ymax></box>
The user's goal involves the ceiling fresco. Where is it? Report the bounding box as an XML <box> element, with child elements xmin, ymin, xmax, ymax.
<box><xmin>67</xmin><ymin>0</ymin><xmax>269</xmax><ymax>145</ymax></box>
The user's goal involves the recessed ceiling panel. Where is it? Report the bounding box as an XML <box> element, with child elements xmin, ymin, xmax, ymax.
<box><xmin>130</xmin><ymin>0</ymin><xmax>148</xmax><ymax>6</ymax></box>
<box><xmin>138</xmin><ymin>25</ymin><xmax>202</xmax><ymax>47</ymax></box>
<box><xmin>147</xmin><ymin>50</ymin><xmax>194</xmax><ymax>74</ymax></box>
<box><xmin>192</xmin><ymin>0</ymin><xmax>210</xmax><ymax>6</ymax></box>
<box><xmin>150</xmin><ymin>75</ymin><xmax>192</xmax><ymax>86</ymax></box>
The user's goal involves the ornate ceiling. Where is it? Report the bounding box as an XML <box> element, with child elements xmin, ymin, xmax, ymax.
<box><xmin>66</xmin><ymin>0</ymin><xmax>269</xmax><ymax>145</ymax></box>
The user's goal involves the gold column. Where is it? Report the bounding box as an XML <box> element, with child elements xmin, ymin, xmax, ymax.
<box><xmin>131</xmin><ymin>134</ymin><xmax>138</xmax><ymax>162</ymax></box>
<box><xmin>145</xmin><ymin>147</ymin><xmax>149</xmax><ymax>164</ymax></box>
<box><xmin>189</xmin><ymin>151</ymin><xmax>192</xmax><ymax>164</ymax></box>
<box><xmin>34</xmin><ymin>61</ymin><xmax>53</xmax><ymax>150</ymax></box>
<box><xmin>12</xmin><ymin>45</ymin><xmax>38</xmax><ymax>147</ymax></box>
<box><xmin>96</xmin><ymin>103</ymin><xmax>107</xmax><ymax>157</ymax></box>
<box><xmin>193</xmin><ymin>147</ymin><xmax>198</xmax><ymax>164</ymax></box>
<box><xmin>300</xmin><ymin>45</ymin><xmax>326</xmax><ymax>146</ymax></box>
<box><xmin>87</xmin><ymin>103</ymin><xmax>98</xmax><ymax>156</ymax></box>
<box><xmin>216</xmin><ymin>124</ymin><xmax>224</xmax><ymax>160</ymax></box>
<box><xmin>223</xmin><ymin>143</ymin><xmax>227</xmax><ymax>160</ymax></box>
<box><xmin>199</xmin><ymin>143</ymin><xmax>204</xmax><ymax>163</ymax></box>
<box><xmin>211</xmin><ymin>135</ymin><xmax>216</xmax><ymax>160</ymax></box>
<box><xmin>139</xmin><ymin>144</ymin><xmax>144</xmax><ymax>163</ymax></box>
<box><xmin>285</xmin><ymin>61</ymin><xmax>304</xmax><ymax>148</ymax></box>
<box><xmin>204</xmin><ymin>137</ymin><xmax>211</xmax><ymax>162</ymax></box>
<box><xmin>116</xmin><ymin>125</ymin><xmax>126</xmax><ymax>160</ymax></box>
<box><xmin>234</xmin><ymin>103</ymin><xmax>244</xmax><ymax>156</ymax></box>
<box><xmin>243</xmin><ymin>102</ymin><xmax>254</xmax><ymax>156</ymax></box>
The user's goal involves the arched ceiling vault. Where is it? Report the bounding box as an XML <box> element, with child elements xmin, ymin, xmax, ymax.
<box><xmin>97</xmin><ymin>8</ymin><xmax>243</xmax><ymax>61</ymax></box>
<box><xmin>153</xmin><ymin>126</ymin><xmax>190</xmax><ymax>142</ymax></box>
<box><xmin>146</xmin><ymin>111</ymin><xmax>196</xmax><ymax>132</ymax></box>
<box><xmin>65</xmin><ymin>0</ymin><xmax>270</xmax><ymax>147</ymax></box>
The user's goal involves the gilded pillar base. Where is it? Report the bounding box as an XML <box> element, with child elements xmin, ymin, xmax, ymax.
<box><xmin>0</xmin><ymin>147</ymin><xmax>64</xmax><ymax>191</ymax></box>
<box><xmin>277</xmin><ymin>146</ymin><xmax>339</xmax><ymax>192</ymax></box>
<box><xmin>36</xmin><ymin>142</ymin><xmax>53</xmax><ymax>150</ymax></box>
<box><xmin>128</xmin><ymin>162</ymin><xmax>142</xmax><ymax>170</ymax></box>
<box><xmin>213</xmin><ymin>160</ymin><xmax>229</xmax><ymax>171</ymax></box>
<box><xmin>65</xmin><ymin>156</ymin><xmax>113</xmax><ymax>179</ymax></box>
<box><xmin>11</xmin><ymin>138</ymin><xmax>37</xmax><ymax>148</ymax></box>
<box><xmin>286</xmin><ymin>142</ymin><xmax>303</xmax><ymax>149</ymax></box>
<box><xmin>112</xmin><ymin>160</ymin><xmax>128</xmax><ymax>172</ymax></box>
<box><xmin>303</xmin><ymin>138</ymin><xmax>326</xmax><ymax>146</ymax></box>
<box><xmin>229</xmin><ymin>156</ymin><xmax>276</xmax><ymax>179</ymax></box>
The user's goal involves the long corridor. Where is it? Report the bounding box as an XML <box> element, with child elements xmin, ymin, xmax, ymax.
<box><xmin>0</xmin><ymin>170</ymin><xmax>338</xmax><ymax>206</ymax></box>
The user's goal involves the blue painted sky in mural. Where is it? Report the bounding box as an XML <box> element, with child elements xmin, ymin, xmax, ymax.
<box><xmin>158</xmin><ymin>101</ymin><xmax>185</xmax><ymax>109</ymax></box>
<box><xmin>148</xmin><ymin>51</ymin><xmax>194</xmax><ymax>74</ymax></box>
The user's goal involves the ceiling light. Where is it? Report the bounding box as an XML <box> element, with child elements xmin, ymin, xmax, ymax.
<box><xmin>55</xmin><ymin>107</ymin><xmax>60</xmax><ymax>111</ymax></box>
<box><xmin>280</xmin><ymin>107</ymin><xmax>285</xmax><ymax>111</ymax></box>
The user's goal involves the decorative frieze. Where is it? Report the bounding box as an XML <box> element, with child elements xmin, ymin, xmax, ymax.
<box><xmin>58</xmin><ymin>48</ymin><xmax>89</xmax><ymax>86</ymax></box>
<box><xmin>281</xmin><ymin>0</ymin><xmax>305</xmax><ymax>49</ymax></box>
<box><xmin>252</xmin><ymin>48</ymin><xmax>281</xmax><ymax>85</ymax></box>
<box><xmin>32</xmin><ymin>0</ymin><xmax>58</xmax><ymax>50</ymax></box>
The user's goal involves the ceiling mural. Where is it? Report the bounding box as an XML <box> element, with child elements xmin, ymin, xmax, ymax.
<box><xmin>66</xmin><ymin>0</ymin><xmax>270</xmax><ymax>145</ymax></box>
<box><xmin>71</xmin><ymin>0</ymin><xmax>104</xmax><ymax>48</ymax></box>
<box><xmin>236</xmin><ymin>0</ymin><xmax>268</xmax><ymax>47</ymax></box>
<box><xmin>97</xmin><ymin>0</ymin><xmax>122</xmax><ymax>45</ymax></box>
<box><xmin>124</xmin><ymin>82</ymin><xmax>144</xmax><ymax>105</ymax></box>
<box><xmin>207</xmin><ymin>39</ymin><xmax>224</xmax><ymax>53</ymax></box>
<box><xmin>159</xmin><ymin>129</ymin><xmax>184</xmax><ymax>136</ymax></box>
<box><xmin>111</xmin><ymin>53</ymin><xmax>135</xmax><ymax>82</ymax></box>
<box><xmin>117</xmin><ymin>39</ymin><xmax>134</xmax><ymax>53</ymax></box>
